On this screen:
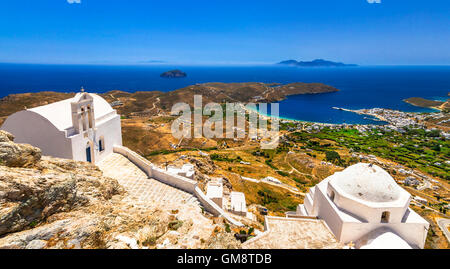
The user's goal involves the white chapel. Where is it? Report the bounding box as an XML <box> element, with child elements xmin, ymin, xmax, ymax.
<box><xmin>1</xmin><ymin>90</ymin><xmax>122</xmax><ymax>164</ymax></box>
<box><xmin>295</xmin><ymin>163</ymin><xmax>430</xmax><ymax>249</ymax></box>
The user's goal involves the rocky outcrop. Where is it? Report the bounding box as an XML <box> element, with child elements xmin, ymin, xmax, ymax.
<box><xmin>0</xmin><ymin>156</ymin><xmax>124</xmax><ymax>237</ymax></box>
<box><xmin>189</xmin><ymin>157</ymin><xmax>217</xmax><ymax>175</ymax></box>
<box><xmin>0</xmin><ymin>131</ymin><xmax>41</xmax><ymax>167</ymax></box>
<box><xmin>0</xmin><ymin>131</ymin><xmax>14</xmax><ymax>142</ymax></box>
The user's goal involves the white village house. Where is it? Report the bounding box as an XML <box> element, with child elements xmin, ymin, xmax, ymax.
<box><xmin>293</xmin><ymin>163</ymin><xmax>430</xmax><ymax>249</ymax></box>
<box><xmin>1</xmin><ymin>90</ymin><xmax>122</xmax><ymax>164</ymax></box>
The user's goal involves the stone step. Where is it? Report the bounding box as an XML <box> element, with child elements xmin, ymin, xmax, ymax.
<box><xmin>98</xmin><ymin>153</ymin><xmax>200</xmax><ymax>207</ymax></box>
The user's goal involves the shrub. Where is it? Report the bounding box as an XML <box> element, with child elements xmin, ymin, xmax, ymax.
<box><xmin>325</xmin><ymin>150</ymin><xmax>341</xmax><ymax>163</ymax></box>
<box><xmin>168</xmin><ymin>220</ymin><xmax>184</xmax><ymax>230</ymax></box>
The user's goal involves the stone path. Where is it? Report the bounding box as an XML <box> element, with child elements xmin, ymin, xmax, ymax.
<box><xmin>98</xmin><ymin>153</ymin><xmax>199</xmax><ymax>207</ymax></box>
<box><xmin>98</xmin><ymin>153</ymin><xmax>222</xmax><ymax>249</ymax></box>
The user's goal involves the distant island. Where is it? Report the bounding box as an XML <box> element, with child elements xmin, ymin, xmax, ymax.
<box><xmin>278</xmin><ymin>59</ymin><xmax>358</xmax><ymax>67</ymax></box>
<box><xmin>160</xmin><ymin>69</ymin><xmax>187</xmax><ymax>78</ymax></box>
<box><xmin>140</xmin><ymin>60</ymin><xmax>167</xmax><ymax>64</ymax></box>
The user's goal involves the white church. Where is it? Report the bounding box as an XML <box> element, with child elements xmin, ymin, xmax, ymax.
<box><xmin>1</xmin><ymin>90</ymin><xmax>122</xmax><ymax>164</ymax></box>
<box><xmin>294</xmin><ymin>163</ymin><xmax>430</xmax><ymax>249</ymax></box>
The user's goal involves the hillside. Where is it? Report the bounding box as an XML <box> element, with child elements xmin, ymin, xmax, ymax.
<box><xmin>0</xmin><ymin>82</ymin><xmax>338</xmax><ymax>125</ymax></box>
<box><xmin>404</xmin><ymin>97</ymin><xmax>446</xmax><ymax>110</ymax></box>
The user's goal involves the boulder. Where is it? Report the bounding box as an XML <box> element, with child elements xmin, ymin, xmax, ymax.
<box><xmin>0</xmin><ymin>130</ymin><xmax>14</xmax><ymax>142</ymax></box>
<box><xmin>0</xmin><ymin>130</ymin><xmax>41</xmax><ymax>167</ymax></box>
<box><xmin>0</xmin><ymin>156</ymin><xmax>123</xmax><ymax>237</ymax></box>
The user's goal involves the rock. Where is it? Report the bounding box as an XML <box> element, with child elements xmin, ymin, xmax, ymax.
<box><xmin>205</xmin><ymin>232</ymin><xmax>241</xmax><ymax>249</ymax></box>
<box><xmin>0</xmin><ymin>141</ymin><xmax>41</xmax><ymax>168</ymax></box>
<box><xmin>221</xmin><ymin>177</ymin><xmax>233</xmax><ymax>191</ymax></box>
<box><xmin>0</xmin><ymin>130</ymin><xmax>14</xmax><ymax>142</ymax></box>
<box><xmin>0</xmin><ymin>137</ymin><xmax>123</xmax><ymax>237</ymax></box>
<box><xmin>189</xmin><ymin>157</ymin><xmax>217</xmax><ymax>175</ymax></box>
<box><xmin>26</xmin><ymin>240</ymin><xmax>47</xmax><ymax>249</ymax></box>
<box><xmin>115</xmin><ymin>235</ymin><xmax>139</xmax><ymax>249</ymax></box>
<box><xmin>160</xmin><ymin>70</ymin><xmax>187</xmax><ymax>78</ymax></box>
<box><xmin>0</xmin><ymin>171</ymin><xmax>77</xmax><ymax>236</ymax></box>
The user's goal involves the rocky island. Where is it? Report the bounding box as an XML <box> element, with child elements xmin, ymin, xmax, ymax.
<box><xmin>160</xmin><ymin>69</ymin><xmax>187</xmax><ymax>78</ymax></box>
<box><xmin>278</xmin><ymin>59</ymin><xmax>358</xmax><ymax>67</ymax></box>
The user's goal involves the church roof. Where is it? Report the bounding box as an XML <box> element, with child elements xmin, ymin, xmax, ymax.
<box><xmin>329</xmin><ymin>163</ymin><xmax>403</xmax><ymax>203</ymax></box>
<box><xmin>28</xmin><ymin>93</ymin><xmax>114</xmax><ymax>131</ymax></box>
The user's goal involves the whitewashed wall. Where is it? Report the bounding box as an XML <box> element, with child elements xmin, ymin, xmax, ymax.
<box><xmin>1</xmin><ymin>111</ymin><xmax>73</xmax><ymax>159</ymax></box>
<box><xmin>71</xmin><ymin>113</ymin><xmax>122</xmax><ymax>163</ymax></box>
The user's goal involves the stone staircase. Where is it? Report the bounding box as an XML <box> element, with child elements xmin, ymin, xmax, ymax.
<box><xmin>98</xmin><ymin>153</ymin><xmax>200</xmax><ymax>207</ymax></box>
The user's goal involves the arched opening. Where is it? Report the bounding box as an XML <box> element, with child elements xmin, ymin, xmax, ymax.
<box><xmin>87</xmin><ymin>105</ymin><xmax>93</xmax><ymax>129</ymax></box>
<box><xmin>99</xmin><ymin>136</ymin><xmax>105</xmax><ymax>152</ymax></box>
<box><xmin>86</xmin><ymin>142</ymin><xmax>93</xmax><ymax>163</ymax></box>
<box><xmin>329</xmin><ymin>191</ymin><xmax>335</xmax><ymax>202</ymax></box>
<box><xmin>381</xmin><ymin>211</ymin><xmax>390</xmax><ymax>223</ymax></box>
<box><xmin>81</xmin><ymin>107</ymin><xmax>87</xmax><ymax>131</ymax></box>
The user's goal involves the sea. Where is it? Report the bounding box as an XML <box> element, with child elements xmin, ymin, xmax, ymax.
<box><xmin>0</xmin><ymin>63</ymin><xmax>449</xmax><ymax>125</ymax></box>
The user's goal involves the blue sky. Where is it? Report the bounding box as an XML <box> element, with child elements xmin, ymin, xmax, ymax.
<box><xmin>1</xmin><ymin>0</ymin><xmax>449</xmax><ymax>65</ymax></box>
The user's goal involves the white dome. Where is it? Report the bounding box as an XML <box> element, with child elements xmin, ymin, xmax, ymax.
<box><xmin>360</xmin><ymin>231</ymin><xmax>413</xmax><ymax>249</ymax></box>
<box><xmin>329</xmin><ymin>163</ymin><xmax>401</xmax><ymax>203</ymax></box>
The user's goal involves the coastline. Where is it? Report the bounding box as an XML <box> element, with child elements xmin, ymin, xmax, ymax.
<box><xmin>245</xmin><ymin>104</ymin><xmax>387</xmax><ymax>126</ymax></box>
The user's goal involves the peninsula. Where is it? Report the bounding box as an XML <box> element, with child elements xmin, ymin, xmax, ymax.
<box><xmin>404</xmin><ymin>96</ymin><xmax>450</xmax><ymax>112</ymax></box>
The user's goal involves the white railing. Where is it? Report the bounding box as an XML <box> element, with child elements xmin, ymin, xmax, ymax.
<box><xmin>113</xmin><ymin>145</ymin><xmax>243</xmax><ymax>227</ymax></box>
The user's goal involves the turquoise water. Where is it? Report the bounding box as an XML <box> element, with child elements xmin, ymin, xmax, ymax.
<box><xmin>0</xmin><ymin>64</ymin><xmax>448</xmax><ymax>124</ymax></box>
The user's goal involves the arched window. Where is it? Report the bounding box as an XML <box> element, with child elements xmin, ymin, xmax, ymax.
<box><xmin>87</xmin><ymin>105</ymin><xmax>93</xmax><ymax>129</ymax></box>
<box><xmin>381</xmin><ymin>211</ymin><xmax>390</xmax><ymax>223</ymax></box>
<box><xmin>81</xmin><ymin>107</ymin><xmax>87</xmax><ymax>131</ymax></box>
<box><xmin>99</xmin><ymin>136</ymin><xmax>105</xmax><ymax>152</ymax></box>
<box><xmin>329</xmin><ymin>191</ymin><xmax>335</xmax><ymax>202</ymax></box>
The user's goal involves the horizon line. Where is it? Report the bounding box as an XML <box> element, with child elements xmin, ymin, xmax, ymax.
<box><xmin>1</xmin><ymin>61</ymin><xmax>450</xmax><ymax>67</ymax></box>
